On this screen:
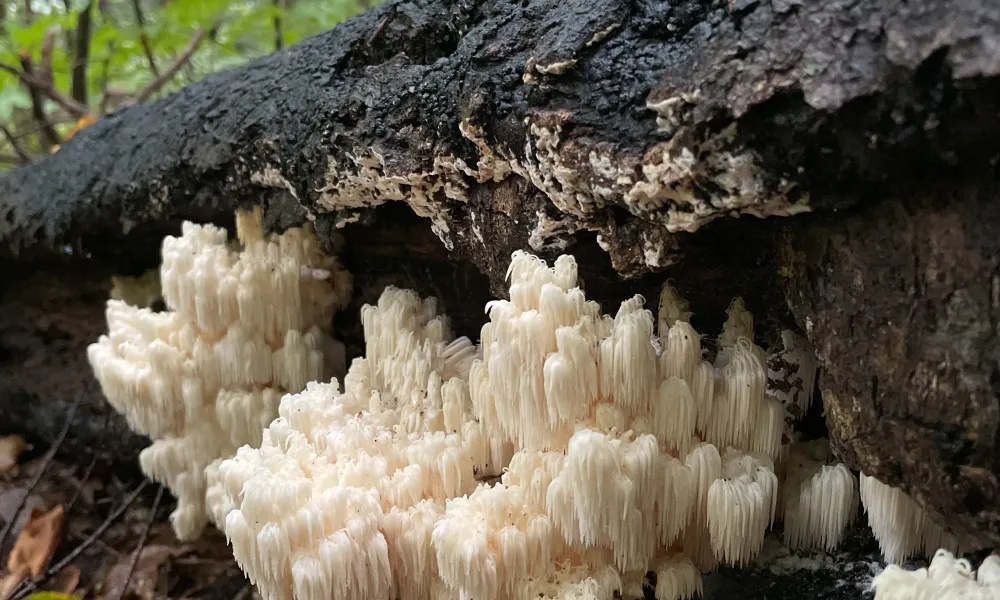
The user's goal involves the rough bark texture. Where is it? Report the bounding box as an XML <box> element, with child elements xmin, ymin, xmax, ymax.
<box><xmin>781</xmin><ymin>177</ymin><xmax>1000</xmax><ymax>548</ymax></box>
<box><xmin>2</xmin><ymin>0</ymin><xmax>1000</xmax><ymax>582</ymax></box>
<box><xmin>3</xmin><ymin>0</ymin><xmax>1000</xmax><ymax>281</ymax></box>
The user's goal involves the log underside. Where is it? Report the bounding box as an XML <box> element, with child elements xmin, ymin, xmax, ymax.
<box><xmin>1</xmin><ymin>0</ymin><xmax>999</xmax><ymax>575</ymax></box>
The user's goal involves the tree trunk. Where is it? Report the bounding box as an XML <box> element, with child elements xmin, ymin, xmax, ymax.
<box><xmin>1</xmin><ymin>0</ymin><xmax>999</xmax><ymax>583</ymax></box>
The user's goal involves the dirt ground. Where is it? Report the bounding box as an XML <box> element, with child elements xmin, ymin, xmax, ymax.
<box><xmin>0</xmin><ymin>446</ymin><xmax>250</xmax><ymax>600</ymax></box>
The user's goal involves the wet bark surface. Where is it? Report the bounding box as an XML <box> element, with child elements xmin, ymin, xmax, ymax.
<box><xmin>781</xmin><ymin>178</ymin><xmax>1000</xmax><ymax>549</ymax></box>
<box><xmin>1</xmin><ymin>0</ymin><xmax>1000</xmax><ymax>597</ymax></box>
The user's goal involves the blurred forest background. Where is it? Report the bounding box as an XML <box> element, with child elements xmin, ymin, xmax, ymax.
<box><xmin>0</xmin><ymin>0</ymin><xmax>372</xmax><ymax>172</ymax></box>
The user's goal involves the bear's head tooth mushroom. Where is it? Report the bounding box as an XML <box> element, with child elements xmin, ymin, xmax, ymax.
<box><xmin>90</xmin><ymin>213</ymin><xmax>996</xmax><ymax>599</ymax></box>
<box><xmin>779</xmin><ymin>439</ymin><xmax>858</xmax><ymax>553</ymax></box>
<box><xmin>87</xmin><ymin>207</ymin><xmax>352</xmax><ymax>540</ymax></box>
<box><xmin>200</xmin><ymin>245</ymin><xmax>883</xmax><ymax>600</ymax></box>
<box><xmin>871</xmin><ymin>550</ymin><xmax>1000</xmax><ymax>599</ymax></box>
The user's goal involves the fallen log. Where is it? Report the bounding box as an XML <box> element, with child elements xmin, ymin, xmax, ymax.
<box><xmin>1</xmin><ymin>0</ymin><xmax>998</xmax><ymax>579</ymax></box>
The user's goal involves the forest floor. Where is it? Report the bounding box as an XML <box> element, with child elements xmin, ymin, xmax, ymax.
<box><xmin>0</xmin><ymin>437</ymin><xmax>250</xmax><ymax>600</ymax></box>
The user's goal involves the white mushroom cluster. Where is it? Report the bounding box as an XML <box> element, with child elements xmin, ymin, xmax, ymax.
<box><xmin>859</xmin><ymin>473</ymin><xmax>970</xmax><ymax>564</ymax></box>
<box><xmin>779</xmin><ymin>439</ymin><xmax>857</xmax><ymax>552</ymax></box>
<box><xmin>204</xmin><ymin>250</ymin><xmax>864</xmax><ymax>600</ymax></box>
<box><xmin>872</xmin><ymin>549</ymin><xmax>1000</xmax><ymax>599</ymax></box>
<box><xmin>87</xmin><ymin>208</ymin><xmax>352</xmax><ymax>540</ymax></box>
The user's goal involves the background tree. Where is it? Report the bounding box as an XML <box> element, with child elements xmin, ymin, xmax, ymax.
<box><xmin>0</xmin><ymin>0</ymin><xmax>369</xmax><ymax>168</ymax></box>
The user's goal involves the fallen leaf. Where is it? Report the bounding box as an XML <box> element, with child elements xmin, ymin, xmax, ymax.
<box><xmin>103</xmin><ymin>544</ymin><xmax>181</xmax><ymax>600</ymax></box>
<box><xmin>46</xmin><ymin>566</ymin><xmax>79</xmax><ymax>595</ymax></box>
<box><xmin>7</xmin><ymin>505</ymin><xmax>65</xmax><ymax>577</ymax></box>
<box><xmin>0</xmin><ymin>564</ymin><xmax>30</xmax><ymax>600</ymax></box>
<box><xmin>23</xmin><ymin>592</ymin><xmax>78</xmax><ymax>600</ymax></box>
<box><xmin>0</xmin><ymin>436</ymin><xmax>28</xmax><ymax>475</ymax></box>
<box><xmin>63</xmin><ymin>114</ymin><xmax>97</xmax><ymax>140</ymax></box>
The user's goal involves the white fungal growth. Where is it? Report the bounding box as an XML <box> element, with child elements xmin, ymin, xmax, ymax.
<box><xmin>860</xmin><ymin>473</ymin><xmax>966</xmax><ymax>564</ymax></box>
<box><xmin>706</xmin><ymin>449</ymin><xmax>778</xmax><ymax>567</ymax></box>
<box><xmin>94</xmin><ymin>240</ymin><xmax>914</xmax><ymax>600</ymax></box>
<box><xmin>871</xmin><ymin>549</ymin><xmax>1000</xmax><ymax>599</ymax></box>
<box><xmin>88</xmin><ymin>207</ymin><xmax>352</xmax><ymax>540</ymax></box>
<box><xmin>781</xmin><ymin>439</ymin><xmax>858</xmax><ymax>551</ymax></box>
<box><xmin>651</xmin><ymin>553</ymin><xmax>703</xmax><ymax>600</ymax></box>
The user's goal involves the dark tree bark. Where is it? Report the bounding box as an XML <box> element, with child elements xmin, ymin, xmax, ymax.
<box><xmin>71</xmin><ymin>2</ymin><xmax>94</xmax><ymax>106</ymax></box>
<box><xmin>1</xmin><ymin>0</ymin><xmax>999</xmax><ymax>572</ymax></box>
<box><xmin>781</xmin><ymin>179</ymin><xmax>1000</xmax><ymax>550</ymax></box>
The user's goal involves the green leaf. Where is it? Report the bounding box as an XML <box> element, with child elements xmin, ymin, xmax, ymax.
<box><xmin>0</xmin><ymin>84</ymin><xmax>32</xmax><ymax>122</ymax></box>
<box><xmin>24</xmin><ymin>592</ymin><xmax>78</xmax><ymax>600</ymax></box>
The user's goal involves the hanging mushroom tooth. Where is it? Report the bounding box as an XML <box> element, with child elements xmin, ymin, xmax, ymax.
<box><xmin>781</xmin><ymin>442</ymin><xmax>858</xmax><ymax>552</ymax></box>
<box><xmin>656</xmin><ymin>282</ymin><xmax>693</xmax><ymax>338</ymax></box>
<box><xmin>860</xmin><ymin>473</ymin><xmax>930</xmax><ymax>564</ymax></box>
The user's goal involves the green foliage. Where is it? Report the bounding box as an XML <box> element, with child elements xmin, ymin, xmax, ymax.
<box><xmin>0</xmin><ymin>0</ymin><xmax>373</xmax><ymax>169</ymax></box>
<box><xmin>23</xmin><ymin>593</ymin><xmax>77</xmax><ymax>600</ymax></box>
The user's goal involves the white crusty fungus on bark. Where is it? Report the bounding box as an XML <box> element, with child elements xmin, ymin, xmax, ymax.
<box><xmin>88</xmin><ymin>207</ymin><xmax>352</xmax><ymax>540</ymax></box>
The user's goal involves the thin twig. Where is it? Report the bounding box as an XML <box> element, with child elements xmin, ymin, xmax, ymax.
<box><xmin>1</xmin><ymin>125</ymin><xmax>32</xmax><ymax>165</ymax></box>
<box><xmin>132</xmin><ymin>27</ymin><xmax>206</xmax><ymax>104</ymax></box>
<box><xmin>112</xmin><ymin>484</ymin><xmax>163</xmax><ymax>600</ymax></box>
<box><xmin>0</xmin><ymin>391</ymin><xmax>81</xmax><ymax>554</ymax></box>
<box><xmin>10</xmin><ymin>479</ymin><xmax>151</xmax><ymax>600</ymax></box>
<box><xmin>64</xmin><ymin>455</ymin><xmax>99</xmax><ymax>515</ymax></box>
<box><xmin>130</xmin><ymin>0</ymin><xmax>159</xmax><ymax>77</ymax></box>
<box><xmin>6</xmin><ymin>55</ymin><xmax>90</xmax><ymax>119</ymax></box>
<box><xmin>16</xmin><ymin>54</ymin><xmax>61</xmax><ymax>149</ymax></box>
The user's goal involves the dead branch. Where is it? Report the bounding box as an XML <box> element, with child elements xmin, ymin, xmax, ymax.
<box><xmin>1</xmin><ymin>126</ymin><xmax>33</xmax><ymax>166</ymax></box>
<box><xmin>1</xmin><ymin>56</ymin><xmax>90</xmax><ymax>120</ymax></box>
<box><xmin>130</xmin><ymin>0</ymin><xmax>160</xmax><ymax>77</ymax></box>
<box><xmin>11</xmin><ymin>55</ymin><xmax>62</xmax><ymax>150</ymax></box>
<box><xmin>111</xmin><ymin>484</ymin><xmax>164</xmax><ymax>600</ymax></box>
<box><xmin>71</xmin><ymin>2</ymin><xmax>95</xmax><ymax>105</ymax></box>
<box><xmin>131</xmin><ymin>27</ymin><xmax>206</xmax><ymax>104</ymax></box>
<box><xmin>65</xmin><ymin>456</ymin><xmax>99</xmax><ymax>515</ymax></box>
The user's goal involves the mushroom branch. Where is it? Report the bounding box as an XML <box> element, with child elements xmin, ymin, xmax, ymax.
<box><xmin>83</xmin><ymin>208</ymin><xmax>996</xmax><ymax>600</ymax></box>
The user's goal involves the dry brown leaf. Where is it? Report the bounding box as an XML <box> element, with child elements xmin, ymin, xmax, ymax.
<box><xmin>47</xmin><ymin>565</ymin><xmax>80</xmax><ymax>595</ymax></box>
<box><xmin>7</xmin><ymin>505</ymin><xmax>65</xmax><ymax>577</ymax></box>
<box><xmin>103</xmin><ymin>545</ymin><xmax>181</xmax><ymax>600</ymax></box>
<box><xmin>0</xmin><ymin>564</ymin><xmax>30</xmax><ymax>600</ymax></box>
<box><xmin>0</xmin><ymin>436</ymin><xmax>28</xmax><ymax>475</ymax></box>
<box><xmin>66</xmin><ymin>113</ymin><xmax>97</xmax><ymax>137</ymax></box>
